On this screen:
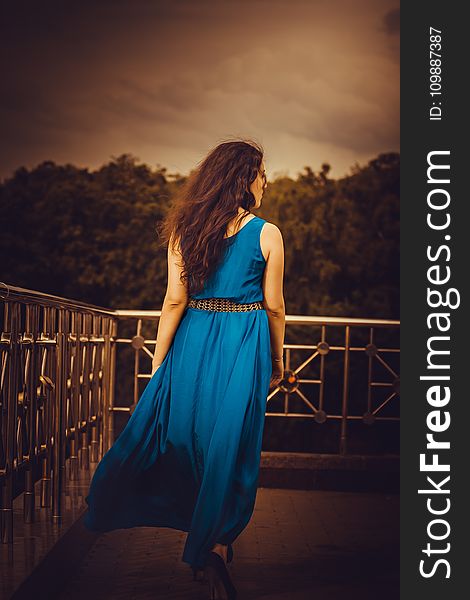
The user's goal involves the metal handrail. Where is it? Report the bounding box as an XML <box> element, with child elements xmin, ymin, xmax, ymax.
<box><xmin>0</xmin><ymin>282</ymin><xmax>116</xmax><ymax>315</ymax></box>
<box><xmin>115</xmin><ymin>307</ymin><xmax>399</xmax><ymax>328</ymax></box>
<box><xmin>0</xmin><ymin>283</ymin><xmax>400</xmax><ymax>545</ymax></box>
<box><xmin>117</xmin><ymin>310</ymin><xmax>399</xmax><ymax>457</ymax></box>
<box><xmin>0</xmin><ymin>283</ymin><xmax>117</xmax><ymax>545</ymax></box>
<box><xmin>0</xmin><ymin>281</ymin><xmax>400</xmax><ymax>327</ymax></box>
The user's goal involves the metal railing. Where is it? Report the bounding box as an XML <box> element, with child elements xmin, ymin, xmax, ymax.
<box><xmin>118</xmin><ymin>311</ymin><xmax>400</xmax><ymax>455</ymax></box>
<box><xmin>0</xmin><ymin>283</ymin><xmax>399</xmax><ymax>544</ymax></box>
<box><xmin>0</xmin><ymin>283</ymin><xmax>117</xmax><ymax>544</ymax></box>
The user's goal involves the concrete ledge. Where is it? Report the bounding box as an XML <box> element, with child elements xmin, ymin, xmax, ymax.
<box><xmin>259</xmin><ymin>451</ymin><xmax>399</xmax><ymax>492</ymax></box>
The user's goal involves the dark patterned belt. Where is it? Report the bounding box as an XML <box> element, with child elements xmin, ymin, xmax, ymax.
<box><xmin>187</xmin><ymin>297</ymin><xmax>264</xmax><ymax>312</ymax></box>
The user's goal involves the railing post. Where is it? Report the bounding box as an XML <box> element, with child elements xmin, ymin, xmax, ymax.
<box><xmin>89</xmin><ymin>315</ymin><xmax>100</xmax><ymax>463</ymax></box>
<box><xmin>107</xmin><ymin>319</ymin><xmax>117</xmax><ymax>449</ymax></box>
<box><xmin>79</xmin><ymin>313</ymin><xmax>91</xmax><ymax>471</ymax></box>
<box><xmin>69</xmin><ymin>311</ymin><xmax>79</xmax><ymax>481</ymax></box>
<box><xmin>132</xmin><ymin>319</ymin><xmax>144</xmax><ymax>409</ymax></box>
<box><xmin>24</xmin><ymin>304</ymin><xmax>39</xmax><ymax>523</ymax></box>
<box><xmin>40</xmin><ymin>306</ymin><xmax>55</xmax><ymax>509</ymax></box>
<box><xmin>52</xmin><ymin>308</ymin><xmax>67</xmax><ymax>523</ymax></box>
<box><xmin>1</xmin><ymin>302</ymin><xmax>20</xmax><ymax>544</ymax></box>
<box><xmin>102</xmin><ymin>317</ymin><xmax>114</xmax><ymax>453</ymax></box>
<box><xmin>339</xmin><ymin>325</ymin><xmax>351</xmax><ymax>455</ymax></box>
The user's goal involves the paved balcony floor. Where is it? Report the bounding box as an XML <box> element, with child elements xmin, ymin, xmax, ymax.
<box><xmin>56</xmin><ymin>487</ymin><xmax>399</xmax><ymax>600</ymax></box>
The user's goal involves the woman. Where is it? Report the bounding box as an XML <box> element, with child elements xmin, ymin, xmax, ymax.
<box><xmin>84</xmin><ymin>139</ymin><xmax>286</xmax><ymax>600</ymax></box>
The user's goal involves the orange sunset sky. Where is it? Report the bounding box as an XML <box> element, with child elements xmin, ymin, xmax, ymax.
<box><xmin>0</xmin><ymin>0</ymin><xmax>399</xmax><ymax>181</ymax></box>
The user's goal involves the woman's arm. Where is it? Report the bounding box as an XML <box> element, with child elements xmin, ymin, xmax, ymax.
<box><xmin>152</xmin><ymin>233</ymin><xmax>188</xmax><ymax>375</ymax></box>
<box><xmin>260</xmin><ymin>223</ymin><xmax>286</xmax><ymax>386</ymax></box>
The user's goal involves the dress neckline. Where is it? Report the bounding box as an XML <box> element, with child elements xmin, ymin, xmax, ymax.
<box><xmin>223</xmin><ymin>215</ymin><xmax>258</xmax><ymax>240</ymax></box>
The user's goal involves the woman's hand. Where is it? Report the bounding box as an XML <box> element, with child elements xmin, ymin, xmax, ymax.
<box><xmin>269</xmin><ymin>357</ymin><xmax>284</xmax><ymax>389</ymax></box>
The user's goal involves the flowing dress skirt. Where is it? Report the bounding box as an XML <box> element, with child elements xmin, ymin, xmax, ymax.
<box><xmin>84</xmin><ymin>306</ymin><xmax>272</xmax><ymax>569</ymax></box>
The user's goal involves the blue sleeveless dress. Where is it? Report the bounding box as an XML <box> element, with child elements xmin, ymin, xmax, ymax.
<box><xmin>84</xmin><ymin>215</ymin><xmax>272</xmax><ymax>570</ymax></box>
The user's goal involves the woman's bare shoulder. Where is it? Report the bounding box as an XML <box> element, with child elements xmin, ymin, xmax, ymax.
<box><xmin>260</xmin><ymin>221</ymin><xmax>284</xmax><ymax>261</ymax></box>
<box><xmin>261</xmin><ymin>221</ymin><xmax>283</xmax><ymax>239</ymax></box>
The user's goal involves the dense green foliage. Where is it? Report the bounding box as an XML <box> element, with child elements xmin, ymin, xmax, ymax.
<box><xmin>1</xmin><ymin>152</ymin><xmax>399</xmax><ymax>318</ymax></box>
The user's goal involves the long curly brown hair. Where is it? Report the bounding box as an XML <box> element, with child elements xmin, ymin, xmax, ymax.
<box><xmin>156</xmin><ymin>139</ymin><xmax>264</xmax><ymax>296</ymax></box>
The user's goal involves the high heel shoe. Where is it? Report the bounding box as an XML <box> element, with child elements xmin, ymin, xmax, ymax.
<box><xmin>192</xmin><ymin>544</ymin><xmax>232</xmax><ymax>581</ymax></box>
<box><xmin>204</xmin><ymin>551</ymin><xmax>237</xmax><ymax>600</ymax></box>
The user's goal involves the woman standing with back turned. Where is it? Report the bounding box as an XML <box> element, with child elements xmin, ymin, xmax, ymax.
<box><xmin>84</xmin><ymin>139</ymin><xmax>286</xmax><ymax>599</ymax></box>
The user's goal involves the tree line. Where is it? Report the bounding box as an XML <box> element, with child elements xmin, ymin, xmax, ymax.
<box><xmin>0</xmin><ymin>152</ymin><xmax>399</xmax><ymax>319</ymax></box>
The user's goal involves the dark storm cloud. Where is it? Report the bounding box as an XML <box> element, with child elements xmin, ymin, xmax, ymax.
<box><xmin>0</xmin><ymin>0</ymin><xmax>399</xmax><ymax>180</ymax></box>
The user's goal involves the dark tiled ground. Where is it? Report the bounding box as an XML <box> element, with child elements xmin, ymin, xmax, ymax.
<box><xmin>57</xmin><ymin>488</ymin><xmax>399</xmax><ymax>600</ymax></box>
<box><xmin>0</xmin><ymin>467</ymin><xmax>90</xmax><ymax>600</ymax></box>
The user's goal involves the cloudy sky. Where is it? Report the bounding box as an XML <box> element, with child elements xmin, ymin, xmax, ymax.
<box><xmin>0</xmin><ymin>0</ymin><xmax>399</xmax><ymax>181</ymax></box>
